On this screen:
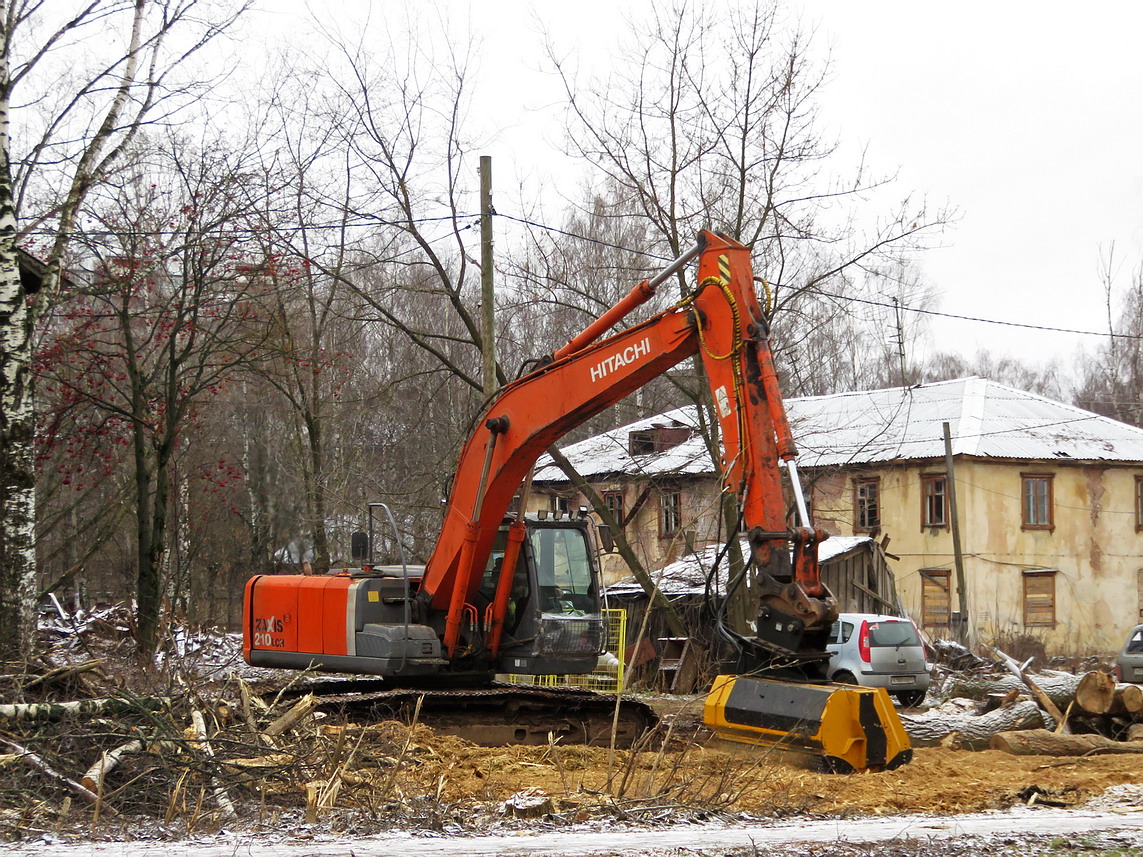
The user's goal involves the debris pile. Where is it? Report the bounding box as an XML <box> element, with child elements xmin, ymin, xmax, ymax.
<box><xmin>1</xmin><ymin>615</ymin><xmax>1141</xmax><ymax>843</ymax></box>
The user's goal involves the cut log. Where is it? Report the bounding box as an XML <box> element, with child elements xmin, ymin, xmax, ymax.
<box><xmin>1112</xmin><ymin>684</ymin><xmax>1143</xmax><ymax>717</ymax></box>
<box><xmin>80</xmin><ymin>739</ymin><xmax>180</xmax><ymax>794</ymax></box>
<box><xmin>81</xmin><ymin>740</ymin><xmax>144</xmax><ymax>794</ymax></box>
<box><xmin>1074</xmin><ymin>671</ymin><xmax>1116</xmax><ymax>715</ymax></box>
<box><xmin>992</xmin><ymin>728</ymin><xmax>1143</xmax><ymax>756</ymax></box>
<box><xmin>900</xmin><ymin>699</ymin><xmax>1044</xmax><ymax>750</ymax></box>
<box><xmin>943</xmin><ymin>673</ymin><xmax>1083</xmax><ymax>707</ymax></box>
<box><xmin>1126</xmin><ymin>722</ymin><xmax>1143</xmax><ymax>742</ymax></box>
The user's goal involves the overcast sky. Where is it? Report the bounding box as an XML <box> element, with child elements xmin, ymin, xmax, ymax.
<box><xmin>801</xmin><ymin>2</ymin><xmax>1143</xmax><ymax>370</ymax></box>
<box><xmin>261</xmin><ymin>1</ymin><xmax>1143</xmax><ymax>373</ymax></box>
<box><xmin>478</xmin><ymin>1</ymin><xmax>1143</xmax><ymax>370</ymax></box>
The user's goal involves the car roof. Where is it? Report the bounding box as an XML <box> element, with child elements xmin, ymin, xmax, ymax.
<box><xmin>836</xmin><ymin>612</ymin><xmax>910</xmax><ymax>623</ymax></box>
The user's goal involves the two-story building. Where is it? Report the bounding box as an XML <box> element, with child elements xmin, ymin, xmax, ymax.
<box><xmin>533</xmin><ymin>377</ymin><xmax>1143</xmax><ymax>653</ymax></box>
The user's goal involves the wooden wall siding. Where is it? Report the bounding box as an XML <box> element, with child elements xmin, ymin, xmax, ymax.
<box><xmin>1023</xmin><ymin>571</ymin><xmax>1057</xmax><ymax>627</ymax></box>
<box><xmin>921</xmin><ymin>569</ymin><xmax>951</xmax><ymax>630</ymax></box>
<box><xmin>819</xmin><ymin>544</ymin><xmax>901</xmax><ymax>616</ymax></box>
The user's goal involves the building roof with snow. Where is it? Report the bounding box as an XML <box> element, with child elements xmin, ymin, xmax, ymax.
<box><xmin>534</xmin><ymin>377</ymin><xmax>1143</xmax><ymax>483</ymax></box>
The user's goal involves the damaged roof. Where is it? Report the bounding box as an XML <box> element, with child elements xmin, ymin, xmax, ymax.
<box><xmin>604</xmin><ymin>535</ymin><xmax>875</xmax><ymax>597</ymax></box>
<box><xmin>534</xmin><ymin>377</ymin><xmax>1143</xmax><ymax>482</ymax></box>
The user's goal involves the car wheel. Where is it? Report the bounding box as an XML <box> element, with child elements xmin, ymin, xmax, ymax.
<box><xmin>894</xmin><ymin>689</ymin><xmax>925</xmax><ymax>707</ymax></box>
<box><xmin>833</xmin><ymin>671</ymin><xmax>858</xmax><ymax>686</ymax></box>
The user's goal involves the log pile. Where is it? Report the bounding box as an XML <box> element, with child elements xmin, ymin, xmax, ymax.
<box><xmin>904</xmin><ymin>655</ymin><xmax>1143</xmax><ymax>757</ymax></box>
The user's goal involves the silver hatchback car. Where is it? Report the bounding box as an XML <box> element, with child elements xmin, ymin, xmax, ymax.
<box><xmin>1115</xmin><ymin>624</ymin><xmax>1143</xmax><ymax>683</ymax></box>
<box><xmin>825</xmin><ymin>612</ymin><xmax>930</xmax><ymax>707</ymax></box>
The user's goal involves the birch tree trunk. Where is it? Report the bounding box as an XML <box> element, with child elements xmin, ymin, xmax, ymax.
<box><xmin>0</xmin><ymin>8</ymin><xmax>36</xmax><ymax>662</ymax></box>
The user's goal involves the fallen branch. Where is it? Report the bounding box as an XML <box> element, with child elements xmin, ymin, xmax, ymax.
<box><xmin>24</xmin><ymin>659</ymin><xmax>106</xmax><ymax>690</ymax></box>
<box><xmin>263</xmin><ymin>693</ymin><xmax>316</xmax><ymax>739</ymax></box>
<box><xmin>992</xmin><ymin>647</ymin><xmax>1067</xmax><ymax>732</ymax></box>
<box><xmin>0</xmin><ymin>696</ymin><xmax>168</xmax><ymax>722</ymax></box>
<box><xmin>4</xmin><ymin>739</ymin><xmax>113</xmax><ymax>812</ymax></box>
<box><xmin>191</xmin><ymin>710</ymin><xmax>238</xmax><ymax>819</ymax></box>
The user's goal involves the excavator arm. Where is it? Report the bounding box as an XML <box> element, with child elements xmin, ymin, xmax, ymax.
<box><xmin>420</xmin><ymin>231</ymin><xmax>835</xmax><ymax>670</ymax></box>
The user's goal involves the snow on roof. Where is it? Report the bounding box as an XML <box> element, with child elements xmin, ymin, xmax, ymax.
<box><xmin>604</xmin><ymin>535</ymin><xmax>874</xmax><ymax>598</ymax></box>
<box><xmin>533</xmin><ymin>406</ymin><xmax>709</xmax><ymax>482</ymax></box>
<box><xmin>535</xmin><ymin>377</ymin><xmax>1143</xmax><ymax>482</ymax></box>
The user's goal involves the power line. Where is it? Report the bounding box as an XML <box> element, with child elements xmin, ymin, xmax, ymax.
<box><xmin>809</xmin><ymin>288</ymin><xmax>1128</xmax><ymax>341</ymax></box>
<box><xmin>495</xmin><ymin>213</ymin><xmax>675</xmax><ymax>262</ymax></box>
<box><xmin>23</xmin><ymin>212</ymin><xmax>475</xmax><ymax>241</ymax></box>
<box><xmin>29</xmin><ymin>201</ymin><xmax>1140</xmax><ymax>342</ymax></box>
<box><xmin>498</xmin><ymin>212</ymin><xmax>1141</xmax><ymax>342</ymax></box>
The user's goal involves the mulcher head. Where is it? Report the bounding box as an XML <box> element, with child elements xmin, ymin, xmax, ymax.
<box><xmin>703</xmin><ymin>674</ymin><xmax>912</xmax><ymax>773</ymax></box>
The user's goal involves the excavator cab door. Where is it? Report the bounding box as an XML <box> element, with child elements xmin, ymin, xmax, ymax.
<box><xmin>491</xmin><ymin>520</ymin><xmax>606</xmax><ymax>676</ymax></box>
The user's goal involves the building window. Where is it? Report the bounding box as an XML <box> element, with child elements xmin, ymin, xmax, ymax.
<box><xmin>549</xmin><ymin>495</ymin><xmax>570</xmax><ymax>514</ymax></box>
<box><xmin>604</xmin><ymin>491</ymin><xmax>625</xmax><ymax>527</ymax></box>
<box><xmin>1137</xmin><ymin>569</ymin><xmax>1143</xmax><ymax>620</ymax></box>
<box><xmin>920</xmin><ymin>569</ymin><xmax>951</xmax><ymax>630</ymax></box>
<box><xmin>659</xmin><ymin>491</ymin><xmax>682</xmax><ymax>537</ymax></box>
<box><xmin>629</xmin><ymin>431</ymin><xmax>655</xmax><ymax>455</ymax></box>
<box><xmin>921</xmin><ymin>475</ymin><xmax>947</xmax><ymax>529</ymax></box>
<box><xmin>1021</xmin><ymin>474</ymin><xmax>1054</xmax><ymax>530</ymax></box>
<box><xmin>1136</xmin><ymin>477</ymin><xmax>1143</xmax><ymax>531</ymax></box>
<box><xmin>854</xmin><ymin>477</ymin><xmax>880</xmax><ymax>532</ymax></box>
<box><xmin>1022</xmin><ymin>570</ymin><xmax>1057</xmax><ymax>627</ymax></box>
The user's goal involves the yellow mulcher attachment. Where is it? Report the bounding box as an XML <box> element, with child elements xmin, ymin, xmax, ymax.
<box><xmin>704</xmin><ymin>674</ymin><xmax>912</xmax><ymax>773</ymax></box>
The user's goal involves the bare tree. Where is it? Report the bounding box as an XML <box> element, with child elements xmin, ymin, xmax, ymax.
<box><xmin>540</xmin><ymin>0</ymin><xmax>950</xmax><ymax>635</ymax></box>
<box><xmin>547</xmin><ymin>1</ymin><xmax>947</xmax><ymax>381</ymax></box>
<box><xmin>38</xmin><ymin>135</ymin><xmax>270</xmax><ymax>653</ymax></box>
<box><xmin>1075</xmin><ymin>250</ymin><xmax>1143</xmax><ymax>425</ymax></box>
<box><xmin>0</xmin><ymin>0</ymin><xmax>246</xmax><ymax>661</ymax></box>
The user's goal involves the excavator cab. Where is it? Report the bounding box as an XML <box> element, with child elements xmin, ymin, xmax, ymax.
<box><xmin>476</xmin><ymin>517</ymin><xmax>606</xmax><ymax>676</ymax></box>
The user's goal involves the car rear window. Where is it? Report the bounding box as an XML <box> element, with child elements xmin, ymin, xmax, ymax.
<box><xmin>868</xmin><ymin>620</ymin><xmax>920</xmax><ymax>647</ymax></box>
<box><xmin>1127</xmin><ymin>629</ymin><xmax>1143</xmax><ymax>654</ymax></box>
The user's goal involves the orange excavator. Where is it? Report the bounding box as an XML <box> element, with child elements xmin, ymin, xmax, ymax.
<box><xmin>243</xmin><ymin>232</ymin><xmax>911</xmax><ymax>772</ymax></box>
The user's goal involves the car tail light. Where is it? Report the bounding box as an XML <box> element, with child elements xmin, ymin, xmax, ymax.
<box><xmin>858</xmin><ymin>620</ymin><xmax>871</xmax><ymax>663</ymax></box>
<box><xmin>1115</xmin><ymin>663</ymin><xmax>1123</xmax><ymax>682</ymax></box>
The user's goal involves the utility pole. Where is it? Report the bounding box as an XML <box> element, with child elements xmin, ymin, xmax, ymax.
<box><xmin>943</xmin><ymin>421</ymin><xmax>971</xmax><ymax>645</ymax></box>
<box><xmin>479</xmin><ymin>155</ymin><xmax>497</xmax><ymax>398</ymax></box>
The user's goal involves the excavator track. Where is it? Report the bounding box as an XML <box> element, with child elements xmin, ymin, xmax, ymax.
<box><xmin>266</xmin><ymin>680</ymin><xmax>658</xmax><ymax>748</ymax></box>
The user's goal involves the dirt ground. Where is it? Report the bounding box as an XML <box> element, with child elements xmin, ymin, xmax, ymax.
<box><xmin>339</xmin><ymin>721</ymin><xmax>1143</xmax><ymax>819</ymax></box>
